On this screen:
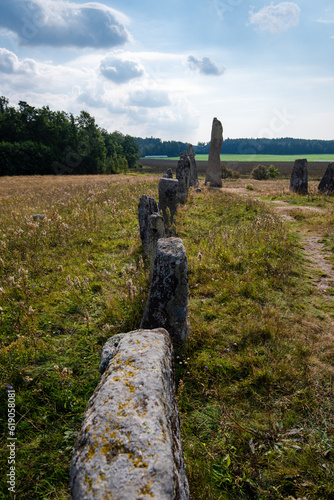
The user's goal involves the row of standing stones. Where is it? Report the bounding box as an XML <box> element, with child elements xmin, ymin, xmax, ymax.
<box><xmin>290</xmin><ymin>158</ymin><xmax>334</xmax><ymax>194</ymax></box>
<box><xmin>70</xmin><ymin>140</ymin><xmax>203</xmax><ymax>499</ymax></box>
<box><xmin>70</xmin><ymin>118</ymin><xmax>334</xmax><ymax>499</ymax></box>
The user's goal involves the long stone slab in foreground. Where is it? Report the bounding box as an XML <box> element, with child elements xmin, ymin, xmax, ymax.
<box><xmin>70</xmin><ymin>328</ymin><xmax>189</xmax><ymax>500</ymax></box>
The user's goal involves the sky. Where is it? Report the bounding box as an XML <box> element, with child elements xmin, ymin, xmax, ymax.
<box><xmin>0</xmin><ymin>0</ymin><xmax>333</xmax><ymax>144</ymax></box>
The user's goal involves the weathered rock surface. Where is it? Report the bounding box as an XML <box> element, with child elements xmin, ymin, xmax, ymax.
<box><xmin>140</xmin><ymin>238</ymin><xmax>189</xmax><ymax>346</ymax></box>
<box><xmin>290</xmin><ymin>158</ymin><xmax>308</xmax><ymax>194</ymax></box>
<box><xmin>176</xmin><ymin>151</ymin><xmax>191</xmax><ymax>204</ymax></box>
<box><xmin>188</xmin><ymin>144</ymin><xmax>198</xmax><ymax>187</ymax></box>
<box><xmin>166</xmin><ymin>168</ymin><xmax>173</xmax><ymax>179</ymax></box>
<box><xmin>138</xmin><ymin>195</ymin><xmax>165</xmax><ymax>272</ymax></box>
<box><xmin>318</xmin><ymin>162</ymin><xmax>334</xmax><ymax>194</ymax></box>
<box><xmin>158</xmin><ymin>178</ymin><xmax>178</xmax><ymax>232</ymax></box>
<box><xmin>70</xmin><ymin>328</ymin><xmax>190</xmax><ymax>500</ymax></box>
<box><xmin>205</xmin><ymin>117</ymin><xmax>223</xmax><ymax>187</ymax></box>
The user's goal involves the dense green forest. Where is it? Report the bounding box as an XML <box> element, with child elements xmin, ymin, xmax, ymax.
<box><xmin>136</xmin><ymin>136</ymin><xmax>334</xmax><ymax>157</ymax></box>
<box><xmin>0</xmin><ymin>96</ymin><xmax>140</xmax><ymax>176</ymax></box>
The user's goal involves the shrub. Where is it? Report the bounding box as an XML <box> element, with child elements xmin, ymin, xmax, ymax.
<box><xmin>221</xmin><ymin>164</ymin><xmax>240</xmax><ymax>179</ymax></box>
<box><xmin>267</xmin><ymin>164</ymin><xmax>280</xmax><ymax>179</ymax></box>
<box><xmin>251</xmin><ymin>164</ymin><xmax>268</xmax><ymax>180</ymax></box>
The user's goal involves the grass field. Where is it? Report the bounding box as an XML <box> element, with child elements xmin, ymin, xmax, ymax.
<box><xmin>0</xmin><ymin>174</ymin><xmax>333</xmax><ymax>499</ymax></box>
<box><xmin>145</xmin><ymin>154</ymin><xmax>334</xmax><ymax>162</ymax></box>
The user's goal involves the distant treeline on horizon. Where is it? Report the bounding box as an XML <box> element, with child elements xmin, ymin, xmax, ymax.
<box><xmin>135</xmin><ymin>136</ymin><xmax>334</xmax><ymax>158</ymax></box>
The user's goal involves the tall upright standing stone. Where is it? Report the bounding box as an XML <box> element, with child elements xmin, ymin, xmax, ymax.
<box><xmin>188</xmin><ymin>144</ymin><xmax>198</xmax><ymax>187</ymax></box>
<box><xmin>205</xmin><ymin>117</ymin><xmax>223</xmax><ymax>187</ymax></box>
<box><xmin>140</xmin><ymin>238</ymin><xmax>189</xmax><ymax>347</ymax></box>
<box><xmin>158</xmin><ymin>178</ymin><xmax>178</xmax><ymax>234</ymax></box>
<box><xmin>176</xmin><ymin>151</ymin><xmax>191</xmax><ymax>204</ymax></box>
<box><xmin>138</xmin><ymin>195</ymin><xmax>165</xmax><ymax>276</ymax></box>
<box><xmin>318</xmin><ymin>162</ymin><xmax>334</xmax><ymax>195</ymax></box>
<box><xmin>290</xmin><ymin>158</ymin><xmax>308</xmax><ymax>194</ymax></box>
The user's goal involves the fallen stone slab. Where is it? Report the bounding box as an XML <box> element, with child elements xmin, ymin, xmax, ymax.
<box><xmin>140</xmin><ymin>238</ymin><xmax>189</xmax><ymax>347</ymax></box>
<box><xmin>70</xmin><ymin>328</ymin><xmax>190</xmax><ymax>500</ymax></box>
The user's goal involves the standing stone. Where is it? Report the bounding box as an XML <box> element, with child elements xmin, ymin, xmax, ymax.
<box><xmin>188</xmin><ymin>144</ymin><xmax>198</xmax><ymax>187</ymax></box>
<box><xmin>158</xmin><ymin>178</ymin><xmax>178</xmax><ymax>232</ymax></box>
<box><xmin>290</xmin><ymin>158</ymin><xmax>308</xmax><ymax>194</ymax></box>
<box><xmin>318</xmin><ymin>162</ymin><xmax>334</xmax><ymax>194</ymax></box>
<box><xmin>70</xmin><ymin>328</ymin><xmax>190</xmax><ymax>500</ymax></box>
<box><xmin>176</xmin><ymin>151</ymin><xmax>191</xmax><ymax>204</ymax></box>
<box><xmin>138</xmin><ymin>195</ymin><xmax>165</xmax><ymax>274</ymax></box>
<box><xmin>140</xmin><ymin>238</ymin><xmax>189</xmax><ymax>347</ymax></box>
<box><xmin>205</xmin><ymin>117</ymin><xmax>223</xmax><ymax>187</ymax></box>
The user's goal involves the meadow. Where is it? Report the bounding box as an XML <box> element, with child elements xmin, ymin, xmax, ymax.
<box><xmin>0</xmin><ymin>173</ymin><xmax>333</xmax><ymax>499</ymax></box>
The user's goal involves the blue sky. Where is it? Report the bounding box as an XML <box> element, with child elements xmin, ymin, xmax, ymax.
<box><xmin>0</xmin><ymin>0</ymin><xmax>333</xmax><ymax>143</ymax></box>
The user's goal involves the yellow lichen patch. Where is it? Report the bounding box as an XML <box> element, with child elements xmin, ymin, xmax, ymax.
<box><xmin>84</xmin><ymin>472</ymin><xmax>93</xmax><ymax>491</ymax></box>
<box><xmin>138</xmin><ymin>482</ymin><xmax>154</xmax><ymax>498</ymax></box>
<box><xmin>125</xmin><ymin>381</ymin><xmax>136</xmax><ymax>393</ymax></box>
<box><xmin>86</xmin><ymin>441</ymin><xmax>98</xmax><ymax>461</ymax></box>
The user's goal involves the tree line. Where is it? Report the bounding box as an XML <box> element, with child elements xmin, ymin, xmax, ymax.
<box><xmin>136</xmin><ymin>136</ymin><xmax>334</xmax><ymax>157</ymax></box>
<box><xmin>0</xmin><ymin>96</ymin><xmax>140</xmax><ymax>176</ymax></box>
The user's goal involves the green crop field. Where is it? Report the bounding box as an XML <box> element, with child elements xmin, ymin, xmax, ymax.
<box><xmin>144</xmin><ymin>154</ymin><xmax>334</xmax><ymax>162</ymax></box>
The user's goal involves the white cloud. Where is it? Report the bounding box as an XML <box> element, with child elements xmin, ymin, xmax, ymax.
<box><xmin>248</xmin><ymin>2</ymin><xmax>301</xmax><ymax>34</ymax></box>
<box><xmin>100</xmin><ymin>56</ymin><xmax>144</xmax><ymax>83</ymax></box>
<box><xmin>127</xmin><ymin>88</ymin><xmax>170</xmax><ymax>108</ymax></box>
<box><xmin>187</xmin><ymin>55</ymin><xmax>225</xmax><ymax>76</ymax></box>
<box><xmin>0</xmin><ymin>0</ymin><xmax>130</xmax><ymax>48</ymax></box>
<box><xmin>0</xmin><ymin>48</ymin><xmax>37</xmax><ymax>74</ymax></box>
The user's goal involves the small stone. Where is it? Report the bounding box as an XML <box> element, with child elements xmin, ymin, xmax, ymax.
<box><xmin>32</xmin><ymin>214</ymin><xmax>44</xmax><ymax>220</ymax></box>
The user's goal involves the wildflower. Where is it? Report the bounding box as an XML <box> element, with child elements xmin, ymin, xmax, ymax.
<box><xmin>74</xmin><ymin>276</ymin><xmax>81</xmax><ymax>287</ymax></box>
<box><xmin>87</xmin><ymin>238</ymin><xmax>93</xmax><ymax>244</ymax></box>
<box><xmin>205</xmin><ymin>366</ymin><xmax>209</xmax><ymax>370</ymax></box>
<box><xmin>66</xmin><ymin>275</ymin><xmax>73</xmax><ymax>287</ymax></box>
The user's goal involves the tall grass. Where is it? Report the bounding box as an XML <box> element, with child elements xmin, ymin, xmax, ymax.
<box><xmin>0</xmin><ymin>176</ymin><xmax>333</xmax><ymax>499</ymax></box>
<box><xmin>175</xmin><ymin>187</ymin><xmax>334</xmax><ymax>500</ymax></box>
<box><xmin>0</xmin><ymin>175</ymin><xmax>157</xmax><ymax>499</ymax></box>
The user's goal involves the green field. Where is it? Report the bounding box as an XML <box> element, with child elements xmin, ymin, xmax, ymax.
<box><xmin>145</xmin><ymin>154</ymin><xmax>334</xmax><ymax>162</ymax></box>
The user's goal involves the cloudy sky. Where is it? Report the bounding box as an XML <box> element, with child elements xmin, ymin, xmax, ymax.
<box><xmin>0</xmin><ymin>0</ymin><xmax>333</xmax><ymax>143</ymax></box>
